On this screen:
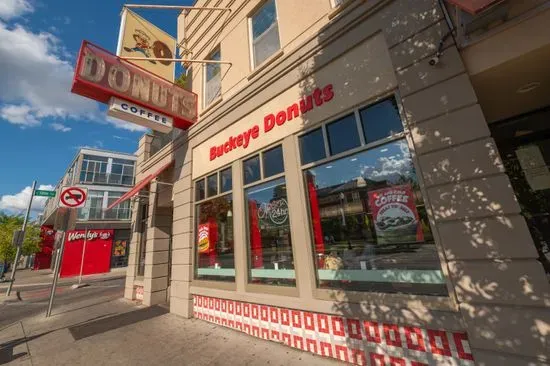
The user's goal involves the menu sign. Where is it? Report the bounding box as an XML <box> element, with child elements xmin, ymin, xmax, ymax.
<box><xmin>368</xmin><ymin>185</ymin><xmax>423</xmax><ymax>244</ymax></box>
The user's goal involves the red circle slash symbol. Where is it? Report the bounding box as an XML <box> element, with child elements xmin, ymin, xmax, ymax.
<box><xmin>60</xmin><ymin>187</ymin><xmax>87</xmax><ymax>207</ymax></box>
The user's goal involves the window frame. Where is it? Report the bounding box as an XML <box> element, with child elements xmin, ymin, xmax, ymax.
<box><xmin>193</xmin><ymin>163</ymin><xmax>236</xmax><ymax>288</ymax></box>
<box><xmin>202</xmin><ymin>46</ymin><xmax>222</xmax><ymax>109</ymax></box>
<box><xmin>296</xmin><ymin>93</ymin><xmax>455</xmax><ymax>306</ymax></box>
<box><xmin>247</xmin><ymin>0</ymin><xmax>281</xmax><ymax>70</ymax></box>
<box><xmin>240</xmin><ymin>142</ymin><xmax>299</xmax><ymax>296</ymax></box>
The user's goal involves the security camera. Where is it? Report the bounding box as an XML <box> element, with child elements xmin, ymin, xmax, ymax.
<box><xmin>428</xmin><ymin>54</ymin><xmax>440</xmax><ymax>66</ymax></box>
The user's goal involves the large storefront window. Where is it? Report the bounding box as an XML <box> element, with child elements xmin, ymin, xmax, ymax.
<box><xmin>300</xmin><ymin>97</ymin><xmax>447</xmax><ymax>296</ymax></box>
<box><xmin>195</xmin><ymin>168</ymin><xmax>235</xmax><ymax>282</ymax></box>
<box><xmin>244</xmin><ymin>145</ymin><xmax>295</xmax><ymax>286</ymax></box>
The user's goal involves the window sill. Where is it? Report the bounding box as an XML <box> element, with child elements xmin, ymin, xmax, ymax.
<box><xmin>247</xmin><ymin>49</ymin><xmax>284</xmax><ymax>81</ymax></box>
<box><xmin>192</xmin><ymin>279</ymin><xmax>237</xmax><ymax>291</ymax></box>
<box><xmin>199</xmin><ymin>96</ymin><xmax>224</xmax><ymax>118</ymax></box>
<box><xmin>245</xmin><ymin>283</ymin><xmax>299</xmax><ymax>297</ymax></box>
<box><xmin>313</xmin><ymin>288</ymin><xmax>458</xmax><ymax>312</ymax></box>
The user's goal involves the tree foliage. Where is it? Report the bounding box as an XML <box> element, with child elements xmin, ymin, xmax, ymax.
<box><xmin>175</xmin><ymin>72</ymin><xmax>187</xmax><ymax>89</ymax></box>
<box><xmin>0</xmin><ymin>214</ymin><xmax>42</xmax><ymax>263</ymax></box>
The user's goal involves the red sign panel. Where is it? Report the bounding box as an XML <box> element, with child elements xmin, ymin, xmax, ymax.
<box><xmin>447</xmin><ymin>0</ymin><xmax>501</xmax><ymax>14</ymax></box>
<box><xmin>60</xmin><ymin>229</ymin><xmax>114</xmax><ymax>278</ymax></box>
<box><xmin>71</xmin><ymin>41</ymin><xmax>197</xmax><ymax>130</ymax></box>
<box><xmin>368</xmin><ymin>185</ymin><xmax>424</xmax><ymax>244</ymax></box>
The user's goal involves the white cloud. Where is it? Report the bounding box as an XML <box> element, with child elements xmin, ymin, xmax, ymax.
<box><xmin>0</xmin><ymin>104</ymin><xmax>40</xmax><ymax>127</ymax></box>
<box><xmin>0</xmin><ymin>184</ymin><xmax>55</xmax><ymax>214</ymax></box>
<box><xmin>50</xmin><ymin>122</ymin><xmax>71</xmax><ymax>132</ymax></box>
<box><xmin>106</xmin><ymin>116</ymin><xmax>148</xmax><ymax>132</ymax></box>
<box><xmin>0</xmin><ymin>21</ymin><xmax>101</xmax><ymax>128</ymax></box>
<box><xmin>0</xmin><ymin>0</ymin><xmax>33</xmax><ymax>21</ymax></box>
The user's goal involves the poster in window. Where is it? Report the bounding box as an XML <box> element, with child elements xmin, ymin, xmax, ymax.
<box><xmin>198</xmin><ymin>223</ymin><xmax>212</xmax><ymax>254</ymax></box>
<box><xmin>113</xmin><ymin>240</ymin><xmax>127</xmax><ymax>257</ymax></box>
<box><xmin>368</xmin><ymin>184</ymin><xmax>423</xmax><ymax>244</ymax></box>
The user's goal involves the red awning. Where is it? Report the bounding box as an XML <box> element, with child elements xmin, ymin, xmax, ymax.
<box><xmin>447</xmin><ymin>0</ymin><xmax>502</xmax><ymax>14</ymax></box>
<box><xmin>106</xmin><ymin>160</ymin><xmax>174</xmax><ymax>210</ymax></box>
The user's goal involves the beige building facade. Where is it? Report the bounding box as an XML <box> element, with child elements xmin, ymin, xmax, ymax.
<box><xmin>121</xmin><ymin>1</ymin><xmax>550</xmax><ymax>364</ymax></box>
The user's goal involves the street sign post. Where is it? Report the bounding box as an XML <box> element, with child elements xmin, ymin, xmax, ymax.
<box><xmin>59</xmin><ymin>186</ymin><xmax>88</xmax><ymax>208</ymax></box>
<box><xmin>5</xmin><ymin>180</ymin><xmax>36</xmax><ymax>296</ymax></box>
<box><xmin>12</xmin><ymin>230</ymin><xmax>24</xmax><ymax>247</ymax></box>
<box><xmin>35</xmin><ymin>190</ymin><xmax>56</xmax><ymax>198</ymax></box>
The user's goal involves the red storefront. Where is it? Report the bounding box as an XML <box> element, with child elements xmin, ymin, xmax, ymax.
<box><xmin>60</xmin><ymin>229</ymin><xmax>114</xmax><ymax>278</ymax></box>
<box><xmin>34</xmin><ymin>225</ymin><xmax>55</xmax><ymax>270</ymax></box>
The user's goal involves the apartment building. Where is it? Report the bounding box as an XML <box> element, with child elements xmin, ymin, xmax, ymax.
<box><xmin>40</xmin><ymin>148</ymin><xmax>137</xmax><ymax>276</ymax></box>
<box><xmin>108</xmin><ymin>0</ymin><xmax>549</xmax><ymax>364</ymax></box>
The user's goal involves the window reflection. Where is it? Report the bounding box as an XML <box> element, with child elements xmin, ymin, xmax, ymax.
<box><xmin>245</xmin><ymin>177</ymin><xmax>295</xmax><ymax>287</ymax></box>
<box><xmin>244</xmin><ymin>155</ymin><xmax>261</xmax><ymax>185</ymax></box>
<box><xmin>304</xmin><ymin>139</ymin><xmax>446</xmax><ymax>295</ymax></box>
<box><xmin>299</xmin><ymin>128</ymin><xmax>326</xmax><ymax>165</ymax></box>
<box><xmin>326</xmin><ymin>114</ymin><xmax>361</xmax><ymax>155</ymax></box>
<box><xmin>360</xmin><ymin>98</ymin><xmax>404</xmax><ymax>144</ymax></box>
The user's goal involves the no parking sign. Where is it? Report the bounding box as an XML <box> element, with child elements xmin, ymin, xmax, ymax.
<box><xmin>58</xmin><ymin>186</ymin><xmax>88</xmax><ymax>208</ymax></box>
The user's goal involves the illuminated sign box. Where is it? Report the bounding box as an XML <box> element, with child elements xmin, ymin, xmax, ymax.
<box><xmin>107</xmin><ymin>97</ymin><xmax>173</xmax><ymax>133</ymax></box>
<box><xmin>71</xmin><ymin>41</ymin><xmax>197</xmax><ymax>130</ymax></box>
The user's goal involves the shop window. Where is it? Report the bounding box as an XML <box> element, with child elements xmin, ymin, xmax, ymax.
<box><xmin>262</xmin><ymin>145</ymin><xmax>284</xmax><ymax>178</ymax></box>
<box><xmin>250</xmin><ymin>0</ymin><xmax>281</xmax><ymax>68</ymax></box>
<box><xmin>220</xmin><ymin>167</ymin><xmax>232</xmax><ymax>193</ymax></box>
<box><xmin>360</xmin><ymin>98</ymin><xmax>404</xmax><ymax>144</ymax></box>
<box><xmin>305</xmin><ymin>139</ymin><xmax>446</xmax><ymax>296</ymax></box>
<box><xmin>326</xmin><ymin>114</ymin><xmax>361</xmax><ymax>155</ymax></box>
<box><xmin>245</xmin><ymin>177</ymin><xmax>294</xmax><ymax>286</ymax></box>
<box><xmin>195</xmin><ymin>167</ymin><xmax>235</xmax><ymax>282</ymax></box>
<box><xmin>302</xmin><ymin>97</ymin><xmax>446</xmax><ymax>296</ymax></box>
<box><xmin>243</xmin><ymin>155</ymin><xmax>261</xmax><ymax>185</ymax></box>
<box><xmin>196</xmin><ymin>179</ymin><xmax>206</xmax><ymax>201</ymax></box>
<box><xmin>299</xmin><ymin>128</ymin><xmax>326</xmax><ymax>165</ymax></box>
<box><xmin>204</xmin><ymin>48</ymin><xmax>221</xmax><ymax>107</ymax></box>
<box><xmin>207</xmin><ymin>173</ymin><xmax>218</xmax><ymax>197</ymax></box>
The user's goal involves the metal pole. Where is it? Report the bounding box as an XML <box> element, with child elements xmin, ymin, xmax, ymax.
<box><xmin>78</xmin><ymin>227</ymin><xmax>88</xmax><ymax>285</ymax></box>
<box><xmin>120</xmin><ymin>56</ymin><xmax>232</xmax><ymax>64</ymax></box>
<box><xmin>6</xmin><ymin>180</ymin><xmax>36</xmax><ymax>296</ymax></box>
<box><xmin>46</xmin><ymin>231</ymin><xmax>67</xmax><ymax>317</ymax></box>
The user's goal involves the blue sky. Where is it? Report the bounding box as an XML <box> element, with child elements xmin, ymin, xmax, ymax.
<box><xmin>0</xmin><ymin>0</ymin><xmax>192</xmax><ymax>215</ymax></box>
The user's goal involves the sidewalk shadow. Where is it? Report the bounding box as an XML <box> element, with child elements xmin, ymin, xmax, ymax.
<box><xmin>68</xmin><ymin>305</ymin><xmax>168</xmax><ymax>341</ymax></box>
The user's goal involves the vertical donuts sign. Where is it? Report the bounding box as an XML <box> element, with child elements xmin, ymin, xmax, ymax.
<box><xmin>117</xmin><ymin>8</ymin><xmax>176</xmax><ymax>81</ymax></box>
<box><xmin>368</xmin><ymin>184</ymin><xmax>424</xmax><ymax>244</ymax></box>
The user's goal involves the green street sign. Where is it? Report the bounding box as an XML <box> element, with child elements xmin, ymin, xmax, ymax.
<box><xmin>35</xmin><ymin>190</ymin><xmax>56</xmax><ymax>198</ymax></box>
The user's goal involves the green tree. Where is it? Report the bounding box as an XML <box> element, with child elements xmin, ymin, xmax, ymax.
<box><xmin>175</xmin><ymin>72</ymin><xmax>187</xmax><ymax>89</ymax></box>
<box><xmin>0</xmin><ymin>214</ymin><xmax>42</xmax><ymax>263</ymax></box>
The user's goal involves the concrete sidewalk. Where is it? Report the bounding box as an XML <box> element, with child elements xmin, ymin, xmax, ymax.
<box><xmin>0</xmin><ymin>295</ymin><xmax>340</xmax><ymax>365</ymax></box>
<box><xmin>0</xmin><ymin>268</ymin><xmax>126</xmax><ymax>290</ymax></box>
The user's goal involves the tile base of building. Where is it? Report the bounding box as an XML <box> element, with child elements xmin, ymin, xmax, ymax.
<box><xmin>193</xmin><ymin>295</ymin><xmax>474</xmax><ymax>365</ymax></box>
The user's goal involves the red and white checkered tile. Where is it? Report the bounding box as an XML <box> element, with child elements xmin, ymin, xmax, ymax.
<box><xmin>193</xmin><ymin>295</ymin><xmax>475</xmax><ymax>365</ymax></box>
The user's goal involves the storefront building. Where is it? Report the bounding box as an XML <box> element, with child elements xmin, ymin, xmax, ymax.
<box><xmin>121</xmin><ymin>0</ymin><xmax>550</xmax><ymax>364</ymax></box>
<box><xmin>41</xmin><ymin>148</ymin><xmax>136</xmax><ymax>276</ymax></box>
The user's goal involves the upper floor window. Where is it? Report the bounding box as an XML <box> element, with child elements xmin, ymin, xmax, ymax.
<box><xmin>249</xmin><ymin>0</ymin><xmax>281</xmax><ymax>68</ymax></box>
<box><xmin>110</xmin><ymin>158</ymin><xmax>135</xmax><ymax>186</ymax></box>
<box><xmin>80</xmin><ymin>156</ymin><xmax>108</xmax><ymax>184</ymax></box>
<box><xmin>204</xmin><ymin>48</ymin><xmax>221</xmax><ymax>107</ymax></box>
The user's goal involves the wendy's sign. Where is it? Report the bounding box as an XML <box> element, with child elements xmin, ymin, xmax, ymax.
<box><xmin>67</xmin><ymin>230</ymin><xmax>113</xmax><ymax>242</ymax></box>
<box><xmin>71</xmin><ymin>41</ymin><xmax>197</xmax><ymax>130</ymax></box>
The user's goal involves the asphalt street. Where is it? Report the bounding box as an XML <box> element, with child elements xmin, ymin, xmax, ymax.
<box><xmin>0</xmin><ymin>278</ymin><xmax>124</xmax><ymax>328</ymax></box>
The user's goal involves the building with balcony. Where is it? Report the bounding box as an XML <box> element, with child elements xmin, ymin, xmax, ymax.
<box><xmin>107</xmin><ymin>1</ymin><xmax>549</xmax><ymax>364</ymax></box>
<box><xmin>41</xmin><ymin>148</ymin><xmax>137</xmax><ymax>275</ymax></box>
